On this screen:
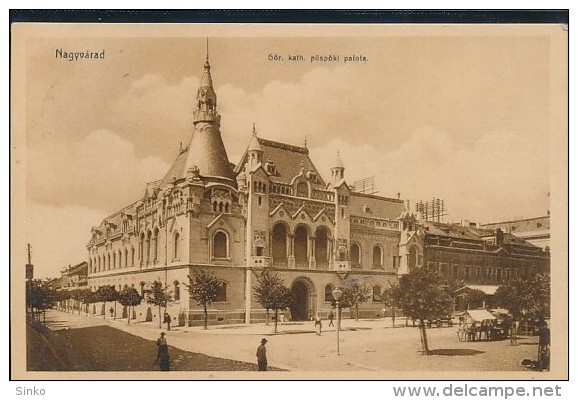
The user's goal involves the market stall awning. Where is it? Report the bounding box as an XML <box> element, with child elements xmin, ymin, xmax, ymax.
<box><xmin>465</xmin><ymin>309</ymin><xmax>497</xmax><ymax>322</ymax></box>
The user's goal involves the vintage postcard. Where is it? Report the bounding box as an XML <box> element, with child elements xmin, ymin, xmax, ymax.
<box><xmin>10</xmin><ymin>19</ymin><xmax>568</xmax><ymax>381</ymax></box>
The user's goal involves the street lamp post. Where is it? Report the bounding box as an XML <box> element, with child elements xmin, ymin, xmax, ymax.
<box><xmin>332</xmin><ymin>287</ymin><xmax>343</xmax><ymax>356</ymax></box>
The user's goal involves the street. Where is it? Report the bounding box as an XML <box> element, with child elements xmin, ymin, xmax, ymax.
<box><xmin>27</xmin><ymin>310</ymin><xmax>543</xmax><ymax>377</ymax></box>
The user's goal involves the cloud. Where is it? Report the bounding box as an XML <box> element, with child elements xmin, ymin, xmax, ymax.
<box><xmin>27</xmin><ymin>129</ymin><xmax>170</xmax><ymax>211</ymax></box>
<box><xmin>110</xmin><ymin>74</ymin><xmax>200</xmax><ymax>160</ymax></box>
<box><xmin>218</xmin><ymin>65</ymin><xmax>387</xmax><ymax>157</ymax></box>
<box><xmin>26</xmin><ymin>201</ymin><xmax>109</xmax><ymax>278</ymax></box>
<box><xmin>309</xmin><ymin>127</ymin><xmax>549</xmax><ymax>224</ymax></box>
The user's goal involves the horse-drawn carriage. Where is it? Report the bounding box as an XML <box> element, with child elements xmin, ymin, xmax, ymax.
<box><xmin>457</xmin><ymin>309</ymin><xmax>509</xmax><ymax>342</ymax></box>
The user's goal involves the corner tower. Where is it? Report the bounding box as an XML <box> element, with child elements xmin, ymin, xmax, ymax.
<box><xmin>183</xmin><ymin>51</ymin><xmax>236</xmax><ymax>184</ymax></box>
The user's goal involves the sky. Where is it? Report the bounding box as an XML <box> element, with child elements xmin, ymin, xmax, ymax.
<box><xmin>18</xmin><ymin>27</ymin><xmax>560</xmax><ymax>278</ymax></box>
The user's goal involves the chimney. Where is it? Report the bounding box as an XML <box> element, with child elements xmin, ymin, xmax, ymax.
<box><xmin>495</xmin><ymin>228</ymin><xmax>504</xmax><ymax>247</ymax></box>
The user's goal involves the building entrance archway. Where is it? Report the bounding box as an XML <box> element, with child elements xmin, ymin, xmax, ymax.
<box><xmin>290</xmin><ymin>278</ymin><xmax>315</xmax><ymax>321</ymax></box>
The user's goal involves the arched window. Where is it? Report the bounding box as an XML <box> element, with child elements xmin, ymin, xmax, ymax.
<box><xmin>107</xmin><ymin>253</ymin><xmax>111</xmax><ymax>270</ymax></box>
<box><xmin>174</xmin><ymin>232</ymin><xmax>180</xmax><ymax>260</ymax></box>
<box><xmin>113</xmin><ymin>252</ymin><xmax>116</xmax><ymax>269</ymax></box>
<box><xmin>372</xmin><ymin>245</ymin><xmax>383</xmax><ymax>268</ymax></box>
<box><xmin>213</xmin><ymin>231</ymin><xmax>228</xmax><ymax>258</ymax></box>
<box><xmin>131</xmin><ymin>247</ymin><xmax>135</xmax><ymax>266</ymax></box>
<box><xmin>216</xmin><ymin>282</ymin><xmax>227</xmax><ymax>302</ymax></box>
<box><xmin>296</xmin><ymin>181</ymin><xmax>308</xmax><ymax>197</ymax></box>
<box><xmin>351</xmin><ymin>243</ymin><xmax>361</xmax><ymax>266</ymax></box>
<box><xmin>213</xmin><ymin>201</ymin><xmax>218</xmax><ymax>212</ymax></box>
<box><xmin>219</xmin><ymin>202</ymin><xmax>224</xmax><ymax>213</ymax></box>
<box><xmin>125</xmin><ymin>248</ymin><xmax>129</xmax><ymax>267</ymax></box>
<box><xmin>324</xmin><ymin>284</ymin><xmax>334</xmax><ymax>302</ymax></box>
<box><xmin>225</xmin><ymin>203</ymin><xmax>230</xmax><ymax>213</ymax></box>
<box><xmin>372</xmin><ymin>285</ymin><xmax>382</xmax><ymax>302</ymax></box>
<box><xmin>174</xmin><ymin>281</ymin><xmax>180</xmax><ymax>301</ymax></box>
<box><xmin>146</xmin><ymin>231</ymin><xmax>152</xmax><ymax>262</ymax></box>
<box><xmin>153</xmin><ymin>228</ymin><xmax>159</xmax><ymax>262</ymax></box>
<box><xmin>118</xmin><ymin>250</ymin><xmax>122</xmax><ymax>269</ymax></box>
<box><xmin>139</xmin><ymin>233</ymin><xmax>145</xmax><ymax>262</ymax></box>
<box><xmin>98</xmin><ymin>256</ymin><xmax>101</xmax><ymax>271</ymax></box>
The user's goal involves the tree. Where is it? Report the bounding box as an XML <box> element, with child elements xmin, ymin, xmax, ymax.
<box><xmin>398</xmin><ymin>264</ymin><xmax>454</xmax><ymax>355</ymax></box>
<box><xmin>463</xmin><ymin>289</ymin><xmax>487</xmax><ymax>310</ymax></box>
<box><xmin>382</xmin><ymin>281</ymin><xmax>402</xmax><ymax>327</ymax></box>
<box><xmin>145</xmin><ymin>280</ymin><xmax>174</xmax><ymax>328</ymax></box>
<box><xmin>95</xmin><ymin>285</ymin><xmax>118</xmax><ymax>319</ymax></box>
<box><xmin>118</xmin><ymin>286</ymin><xmax>142</xmax><ymax>324</ymax></box>
<box><xmin>185</xmin><ymin>270</ymin><xmax>224</xmax><ymax>330</ymax></box>
<box><xmin>74</xmin><ymin>289</ymin><xmax>93</xmax><ymax>315</ymax></box>
<box><xmin>27</xmin><ymin>283</ymin><xmax>55</xmax><ymax>323</ymax></box>
<box><xmin>336</xmin><ymin>279</ymin><xmax>371</xmax><ymax>321</ymax></box>
<box><xmin>494</xmin><ymin>273</ymin><xmax>550</xmax><ymax>321</ymax></box>
<box><xmin>253</xmin><ymin>272</ymin><xmax>293</xmax><ymax>333</ymax></box>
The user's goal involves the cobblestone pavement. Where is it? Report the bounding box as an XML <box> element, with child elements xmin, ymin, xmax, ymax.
<box><xmin>37</xmin><ymin>310</ymin><xmax>545</xmax><ymax>377</ymax></box>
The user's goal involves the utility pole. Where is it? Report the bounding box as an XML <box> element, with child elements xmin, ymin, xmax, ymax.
<box><xmin>26</xmin><ymin>244</ymin><xmax>34</xmax><ymax>318</ymax></box>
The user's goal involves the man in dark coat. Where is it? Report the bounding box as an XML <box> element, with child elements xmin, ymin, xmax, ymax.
<box><xmin>328</xmin><ymin>310</ymin><xmax>335</xmax><ymax>327</ymax></box>
<box><xmin>164</xmin><ymin>312</ymin><xmax>172</xmax><ymax>331</ymax></box>
<box><xmin>256</xmin><ymin>338</ymin><xmax>268</xmax><ymax>371</ymax></box>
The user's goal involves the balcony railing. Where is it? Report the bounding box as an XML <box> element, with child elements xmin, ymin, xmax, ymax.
<box><xmin>330</xmin><ymin>261</ymin><xmax>351</xmax><ymax>271</ymax></box>
<box><xmin>251</xmin><ymin>256</ymin><xmax>272</xmax><ymax>268</ymax></box>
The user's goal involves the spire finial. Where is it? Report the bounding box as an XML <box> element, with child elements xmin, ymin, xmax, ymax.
<box><xmin>252</xmin><ymin>122</ymin><xmax>257</xmax><ymax>135</ymax></box>
<box><xmin>304</xmin><ymin>137</ymin><xmax>308</xmax><ymax>148</ymax></box>
<box><xmin>206</xmin><ymin>37</ymin><xmax>209</xmax><ymax>61</ymax></box>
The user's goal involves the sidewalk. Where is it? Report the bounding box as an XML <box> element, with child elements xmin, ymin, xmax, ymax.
<box><xmin>45</xmin><ymin>310</ymin><xmax>394</xmax><ymax>371</ymax></box>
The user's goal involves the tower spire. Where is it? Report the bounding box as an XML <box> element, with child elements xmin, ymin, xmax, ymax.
<box><xmin>206</xmin><ymin>37</ymin><xmax>209</xmax><ymax>61</ymax></box>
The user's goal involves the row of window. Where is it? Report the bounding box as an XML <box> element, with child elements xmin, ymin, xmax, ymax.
<box><xmin>323</xmin><ymin>284</ymin><xmax>384</xmax><ymax>303</ymax></box>
<box><xmin>90</xmin><ymin>230</ymin><xmax>231</xmax><ymax>273</ymax></box>
<box><xmin>91</xmin><ymin>280</ymin><xmax>228</xmax><ymax>303</ymax></box>
<box><xmin>350</xmin><ymin>243</ymin><xmax>387</xmax><ymax>269</ymax></box>
<box><xmin>352</xmin><ymin>218</ymin><xmax>399</xmax><ymax>229</ymax></box>
<box><xmin>430</xmin><ymin>262</ymin><xmax>524</xmax><ymax>281</ymax></box>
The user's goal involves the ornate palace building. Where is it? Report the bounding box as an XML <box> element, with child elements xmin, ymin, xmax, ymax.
<box><xmin>86</xmin><ymin>53</ymin><xmax>550</xmax><ymax>326</ymax></box>
<box><xmin>86</xmin><ymin>55</ymin><xmax>406</xmax><ymax>326</ymax></box>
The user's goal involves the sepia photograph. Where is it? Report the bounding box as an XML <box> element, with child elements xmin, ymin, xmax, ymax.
<box><xmin>10</xmin><ymin>13</ymin><xmax>568</xmax><ymax>381</ymax></box>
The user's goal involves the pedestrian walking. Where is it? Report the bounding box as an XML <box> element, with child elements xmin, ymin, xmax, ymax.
<box><xmin>256</xmin><ymin>338</ymin><xmax>268</xmax><ymax>371</ymax></box>
<box><xmin>164</xmin><ymin>312</ymin><xmax>172</xmax><ymax>331</ymax></box>
<box><xmin>314</xmin><ymin>314</ymin><xmax>323</xmax><ymax>336</ymax></box>
<box><xmin>328</xmin><ymin>310</ymin><xmax>334</xmax><ymax>327</ymax></box>
<box><xmin>155</xmin><ymin>332</ymin><xmax>170</xmax><ymax>371</ymax></box>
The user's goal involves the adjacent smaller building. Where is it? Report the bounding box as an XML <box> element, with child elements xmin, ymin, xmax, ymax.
<box><xmin>47</xmin><ymin>261</ymin><xmax>88</xmax><ymax>292</ymax></box>
<box><xmin>398</xmin><ymin>218</ymin><xmax>550</xmax><ymax>285</ymax></box>
<box><xmin>481</xmin><ymin>216</ymin><xmax>550</xmax><ymax>250</ymax></box>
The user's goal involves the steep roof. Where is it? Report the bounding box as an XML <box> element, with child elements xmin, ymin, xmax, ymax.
<box><xmin>349</xmin><ymin>192</ymin><xmax>407</xmax><ymax>220</ymax></box>
<box><xmin>160</xmin><ymin>148</ymin><xmax>189</xmax><ymax>187</ymax></box>
<box><xmin>183</xmin><ymin>125</ymin><xmax>235</xmax><ymax>182</ymax></box>
<box><xmin>236</xmin><ymin>137</ymin><xmax>326</xmax><ymax>189</ymax></box>
<box><xmin>423</xmin><ymin>221</ymin><xmax>540</xmax><ymax>250</ymax></box>
<box><xmin>423</xmin><ymin>221</ymin><xmax>484</xmax><ymax>241</ymax></box>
